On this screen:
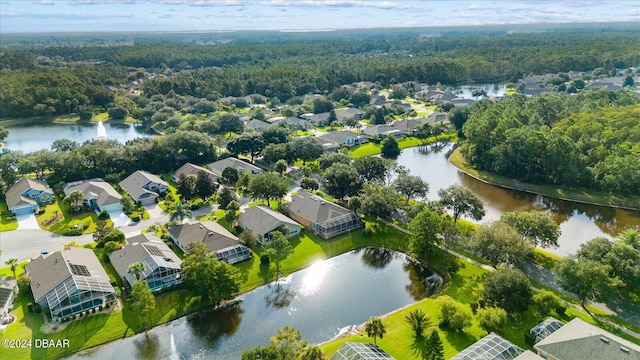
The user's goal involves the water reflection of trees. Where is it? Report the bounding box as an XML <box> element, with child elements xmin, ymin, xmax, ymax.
<box><xmin>134</xmin><ymin>333</ymin><xmax>161</xmax><ymax>360</ymax></box>
<box><xmin>186</xmin><ymin>303</ymin><xmax>244</xmax><ymax>347</ymax></box>
<box><xmin>360</xmin><ymin>247</ymin><xmax>394</xmax><ymax>269</ymax></box>
<box><xmin>403</xmin><ymin>260</ymin><xmax>442</xmax><ymax>301</ymax></box>
<box><xmin>264</xmin><ymin>284</ymin><xmax>296</xmax><ymax>309</ymax></box>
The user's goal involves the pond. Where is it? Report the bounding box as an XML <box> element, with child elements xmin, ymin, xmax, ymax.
<box><xmin>452</xmin><ymin>83</ymin><xmax>507</xmax><ymax>99</ymax></box>
<box><xmin>69</xmin><ymin>248</ymin><xmax>442</xmax><ymax>360</ymax></box>
<box><xmin>396</xmin><ymin>143</ymin><xmax>640</xmax><ymax>256</ymax></box>
<box><xmin>2</xmin><ymin>122</ymin><xmax>152</xmax><ymax>153</ymax></box>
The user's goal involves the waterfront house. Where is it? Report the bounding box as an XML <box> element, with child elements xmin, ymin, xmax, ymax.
<box><xmin>119</xmin><ymin>170</ymin><xmax>168</xmax><ymax>206</ymax></box>
<box><xmin>238</xmin><ymin>205</ymin><xmax>302</xmax><ymax>243</ymax></box>
<box><xmin>168</xmin><ymin>221</ymin><xmax>252</xmax><ymax>264</ymax></box>
<box><xmin>5</xmin><ymin>178</ymin><xmax>53</xmax><ymax>215</ymax></box>
<box><xmin>285</xmin><ymin>190</ymin><xmax>360</xmax><ymax>239</ymax></box>
<box><xmin>27</xmin><ymin>248</ymin><xmax>116</xmax><ymax>320</ymax></box>
<box><xmin>109</xmin><ymin>233</ymin><xmax>182</xmax><ymax>292</ymax></box>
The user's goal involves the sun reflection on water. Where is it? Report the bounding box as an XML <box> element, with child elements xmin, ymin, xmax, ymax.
<box><xmin>299</xmin><ymin>260</ymin><xmax>330</xmax><ymax>296</ymax></box>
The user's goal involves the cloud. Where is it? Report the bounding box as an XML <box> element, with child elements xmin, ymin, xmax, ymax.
<box><xmin>34</xmin><ymin>0</ymin><xmax>55</xmax><ymax>5</ymax></box>
<box><xmin>158</xmin><ymin>14</ymin><xmax>173</xmax><ymax>18</ymax></box>
<box><xmin>265</xmin><ymin>0</ymin><xmax>411</xmax><ymax>10</ymax></box>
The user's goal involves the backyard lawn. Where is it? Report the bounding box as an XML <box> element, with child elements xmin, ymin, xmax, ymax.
<box><xmin>0</xmin><ymin>201</ymin><xmax>18</xmax><ymax>231</ymax></box>
<box><xmin>36</xmin><ymin>198</ymin><xmax>102</xmax><ymax>235</ymax></box>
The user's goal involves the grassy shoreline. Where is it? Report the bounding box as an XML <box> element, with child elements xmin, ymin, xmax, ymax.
<box><xmin>449</xmin><ymin>147</ymin><xmax>640</xmax><ymax>211</ymax></box>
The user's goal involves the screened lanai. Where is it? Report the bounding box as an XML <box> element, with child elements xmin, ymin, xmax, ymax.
<box><xmin>451</xmin><ymin>333</ymin><xmax>525</xmax><ymax>360</ymax></box>
<box><xmin>45</xmin><ymin>271</ymin><xmax>115</xmax><ymax>319</ymax></box>
<box><xmin>313</xmin><ymin>212</ymin><xmax>361</xmax><ymax>239</ymax></box>
<box><xmin>329</xmin><ymin>342</ymin><xmax>395</xmax><ymax>360</ymax></box>
<box><xmin>530</xmin><ymin>317</ymin><xmax>565</xmax><ymax>344</ymax></box>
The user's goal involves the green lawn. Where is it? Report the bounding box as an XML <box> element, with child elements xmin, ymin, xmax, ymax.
<box><xmin>0</xmin><ymin>201</ymin><xmax>18</xmax><ymax>231</ymax></box>
<box><xmin>450</xmin><ymin>148</ymin><xmax>640</xmax><ymax>210</ymax></box>
<box><xmin>36</xmin><ymin>198</ymin><xmax>103</xmax><ymax>235</ymax></box>
<box><xmin>350</xmin><ymin>132</ymin><xmax>457</xmax><ymax>158</ymax></box>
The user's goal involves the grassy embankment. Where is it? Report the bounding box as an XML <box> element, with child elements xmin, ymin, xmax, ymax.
<box><xmin>449</xmin><ymin>147</ymin><xmax>640</xmax><ymax>210</ymax></box>
<box><xmin>0</xmin><ymin>112</ymin><xmax>139</xmax><ymax>126</ymax></box>
<box><xmin>349</xmin><ymin>132</ymin><xmax>457</xmax><ymax>159</ymax></box>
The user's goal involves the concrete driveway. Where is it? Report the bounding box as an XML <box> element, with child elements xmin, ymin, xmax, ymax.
<box><xmin>16</xmin><ymin>213</ymin><xmax>40</xmax><ymax>230</ymax></box>
<box><xmin>144</xmin><ymin>204</ymin><xmax>166</xmax><ymax>218</ymax></box>
<box><xmin>108</xmin><ymin>210</ymin><xmax>131</xmax><ymax>227</ymax></box>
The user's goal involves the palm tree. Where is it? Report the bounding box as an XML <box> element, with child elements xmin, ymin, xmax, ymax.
<box><xmin>618</xmin><ymin>228</ymin><xmax>640</xmax><ymax>250</ymax></box>
<box><xmin>364</xmin><ymin>316</ymin><xmax>386</xmax><ymax>345</ymax></box>
<box><xmin>405</xmin><ymin>309</ymin><xmax>430</xmax><ymax>338</ymax></box>
<box><xmin>128</xmin><ymin>262</ymin><xmax>145</xmax><ymax>281</ymax></box>
<box><xmin>169</xmin><ymin>201</ymin><xmax>192</xmax><ymax>224</ymax></box>
<box><xmin>64</xmin><ymin>190</ymin><xmax>85</xmax><ymax>213</ymax></box>
<box><xmin>5</xmin><ymin>258</ymin><xmax>19</xmax><ymax>279</ymax></box>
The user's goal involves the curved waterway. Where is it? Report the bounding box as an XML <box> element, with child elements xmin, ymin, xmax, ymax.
<box><xmin>396</xmin><ymin>143</ymin><xmax>640</xmax><ymax>255</ymax></box>
<box><xmin>68</xmin><ymin>248</ymin><xmax>442</xmax><ymax>360</ymax></box>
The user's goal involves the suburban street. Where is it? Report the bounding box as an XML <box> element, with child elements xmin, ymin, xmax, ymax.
<box><xmin>0</xmin><ymin>204</ymin><xmax>215</xmax><ymax>263</ymax></box>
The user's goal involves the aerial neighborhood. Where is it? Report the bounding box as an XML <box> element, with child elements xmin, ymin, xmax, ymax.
<box><xmin>0</xmin><ymin>15</ymin><xmax>640</xmax><ymax>360</ymax></box>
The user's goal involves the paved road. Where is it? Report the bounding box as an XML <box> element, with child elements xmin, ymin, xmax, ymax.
<box><xmin>0</xmin><ymin>205</ymin><xmax>215</xmax><ymax>263</ymax></box>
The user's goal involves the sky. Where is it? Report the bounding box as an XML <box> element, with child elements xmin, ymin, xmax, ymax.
<box><xmin>1</xmin><ymin>0</ymin><xmax>639</xmax><ymax>34</ymax></box>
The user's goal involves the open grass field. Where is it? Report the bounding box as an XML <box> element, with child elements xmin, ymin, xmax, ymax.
<box><xmin>449</xmin><ymin>148</ymin><xmax>640</xmax><ymax>210</ymax></box>
<box><xmin>350</xmin><ymin>132</ymin><xmax>457</xmax><ymax>158</ymax></box>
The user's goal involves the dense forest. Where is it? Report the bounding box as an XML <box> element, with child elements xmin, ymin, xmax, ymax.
<box><xmin>1</xmin><ymin>25</ymin><xmax>640</xmax><ymax>118</ymax></box>
<box><xmin>460</xmin><ymin>91</ymin><xmax>640</xmax><ymax>195</ymax></box>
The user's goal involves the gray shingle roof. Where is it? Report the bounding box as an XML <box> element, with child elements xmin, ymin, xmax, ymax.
<box><xmin>208</xmin><ymin>157</ymin><xmax>264</xmax><ymax>178</ymax></box>
<box><xmin>287</xmin><ymin>189</ymin><xmax>353</xmax><ymax>225</ymax></box>
<box><xmin>174</xmin><ymin>163</ymin><xmax>218</xmax><ymax>183</ymax></box>
<box><xmin>534</xmin><ymin>318</ymin><xmax>640</xmax><ymax>360</ymax></box>
<box><xmin>5</xmin><ymin>178</ymin><xmax>52</xmax><ymax>210</ymax></box>
<box><xmin>63</xmin><ymin>179</ymin><xmax>121</xmax><ymax>207</ymax></box>
<box><xmin>317</xmin><ymin>130</ymin><xmax>360</xmax><ymax>145</ymax></box>
<box><xmin>109</xmin><ymin>233</ymin><xmax>181</xmax><ymax>287</ymax></box>
<box><xmin>238</xmin><ymin>205</ymin><xmax>301</xmax><ymax>237</ymax></box>
<box><xmin>169</xmin><ymin>221</ymin><xmax>240</xmax><ymax>253</ymax></box>
<box><xmin>28</xmin><ymin>248</ymin><xmax>113</xmax><ymax>303</ymax></box>
<box><xmin>119</xmin><ymin>170</ymin><xmax>168</xmax><ymax>202</ymax></box>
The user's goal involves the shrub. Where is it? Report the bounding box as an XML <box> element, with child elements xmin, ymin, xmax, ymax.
<box><xmin>17</xmin><ymin>275</ymin><xmax>31</xmax><ymax>294</ymax></box>
<box><xmin>260</xmin><ymin>254</ymin><xmax>270</xmax><ymax>265</ymax></box>
<box><xmin>436</xmin><ymin>295</ymin><xmax>472</xmax><ymax>331</ymax></box>
<box><xmin>555</xmin><ymin>306</ymin><xmax>566</xmax><ymax>316</ymax></box>
<box><xmin>64</xmin><ymin>227</ymin><xmax>84</xmax><ymax>236</ymax></box>
<box><xmin>533</xmin><ymin>290</ymin><xmax>563</xmax><ymax>316</ymax></box>
<box><xmin>98</xmin><ymin>210</ymin><xmax>110</xmax><ymax>220</ymax></box>
<box><xmin>476</xmin><ymin>307</ymin><xmax>508</xmax><ymax>333</ymax></box>
<box><xmin>524</xmin><ymin>331</ymin><xmax>537</xmax><ymax>346</ymax></box>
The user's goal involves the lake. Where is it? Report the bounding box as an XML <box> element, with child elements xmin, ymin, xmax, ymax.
<box><xmin>396</xmin><ymin>143</ymin><xmax>640</xmax><ymax>256</ymax></box>
<box><xmin>2</xmin><ymin>122</ymin><xmax>151</xmax><ymax>153</ymax></box>
<box><xmin>69</xmin><ymin>248</ymin><xmax>442</xmax><ymax>360</ymax></box>
<box><xmin>453</xmin><ymin>83</ymin><xmax>507</xmax><ymax>99</ymax></box>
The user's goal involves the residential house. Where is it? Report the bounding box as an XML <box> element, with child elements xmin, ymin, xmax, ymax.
<box><xmin>208</xmin><ymin>157</ymin><xmax>265</xmax><ymax>179</ymax></box>
<box><xmin>63</xmin><ymin>179</ymin><xmax>122</xmax><ymax>213</ymax></box>
<box><xmin>316</xmin><ymin>130</ymin><xmax>364</xmax><ymax>151</ymax></box>
<box><xmin>584</xmin><ymin>77</ymin><xmax>624</xmax><ymax>91</ymax></box>
<box><xmin>109</xmin><ymin>233</ymin><xmax>182</xmax><ymax>292</ymax></box>
<box><xmin>426</xmin><ymin>111</ymin><xmax>448</xmax><ymax>123</ymax></box>
<box><xmin>0</xmin><ymin>276</ymin><xmax>18</xmax><ymax>324</ymax></box>
<box><xmin>301</xmin><ymin>112</ymin><xmax>330</xmax><ymax>126</ymax></box>
<box><xmin>334</xmin><ymin>107</ymin><xmax>365</xmax><ymax>122</ymax></box>
<box><xmin>390</xmin><ymin>118</ymin><xmax>425</xmax><ymax>136</ymax></box>
<box><xmin>330</xmin><ymin>342</ymin><xmax>395</xmax><ymax>360</ymax></box>
<box><xmin>361</xmin><ymin>125</ymin><xmax>404</xmax><ymax>139</ymax></box>
<box><xmin>168</xmin><ymin>221</ymin><xmax>252</xmax><ymax>264</ymax></box>
<box><xmin>286</xmin><ymin>189</ymin><xmax>361</xmax><ymax>239</ymax></box>
<box><xmin>238</xmin><ymin>205</ymin><xmax>302</xmax><ymax>243</ymax></box>
<box><xmin>27</xmin><ymin>248</ymin><xmax>116</xmax><ymax>320</ymax></box>
<box><xmin>5</xmin><ymin>178</ymin><xmax>54</xmax><ymax>215</ymax></box>
<box><xmin>173</xmin><ymin>162</ymin><xmax>218</xmax><ymax>185</ymax></box>
<box><xmin>369</xmin><ymin>94</ymin><xmax>387</xmax><ymax>107</ymax></box>
<box><xmin>449</xmin><ymin>97</ymin><xmax>476</xmax><ymax>107</ymax></box>
<box><xmin>119</xmin><ymin>170</ymin><xmax>168</xmax><ymax>206</ymax></box>
<box><xmin>270</xmin><ymin>116</ymin><xmax>310</xmax><ymax>130</ymax></box>
<box><xmin>246</xmin><ymin>119</ymin><xmax>272</xmax><ymax>131</ymax></box>
<box><xmin>533</xmin><ymin>317</ymin><xmax>640</xmax><ymax>360</ymax></box>
<box><xmin>355</xmin><ymin>81</ymin><xmax>377</xmax><ymax>90</ymax></box>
